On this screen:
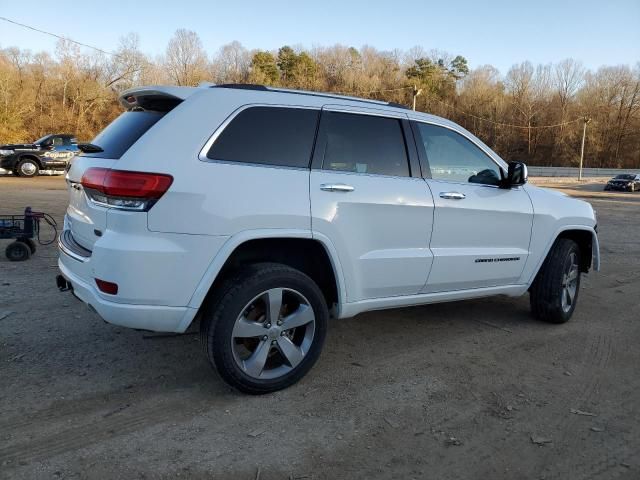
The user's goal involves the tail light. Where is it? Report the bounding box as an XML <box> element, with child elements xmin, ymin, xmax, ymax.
<box><xmin>81</xmin><ymin>168</ymin><xmax>173</xmax><ymax>211</ymax></box>
<box><xmin>95</xmin><ymin>278</ymin><xmax>118</xmax><ymax>295</ymax></box>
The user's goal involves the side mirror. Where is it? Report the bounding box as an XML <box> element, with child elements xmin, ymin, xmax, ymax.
<box><xmin>503</xmin><ymin>161</ymin><xmax>528</xmax><ymax>188</ymax></box>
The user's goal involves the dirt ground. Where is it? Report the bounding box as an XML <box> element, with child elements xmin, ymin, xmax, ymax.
<box><xmin>1</xmin><ymin>176</ymin><xmax>638</xmax><ymax>480</ymax></box>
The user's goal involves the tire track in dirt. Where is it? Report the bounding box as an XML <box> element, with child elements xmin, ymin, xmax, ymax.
<box><xmin>0</xmin><ymin>399</ymin><xmax>207</xmax><ymax>466</ymax></box>
<box><xmin>548</xmin><ymin>327</ymin><xmax>639</xmax><ymax>480</ymax></box>
<box><xmin>0</xmin><ymin>391</ymin><xmax>138</xmax><ymax>432</ymax></box>
<box><xmin>531</xmin><ymin>330</ymin><xmax>611</xmax><ymax>479</ymax></box>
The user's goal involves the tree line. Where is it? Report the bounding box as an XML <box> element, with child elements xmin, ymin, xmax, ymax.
<box><xmin>1</xmin><ymin>29</ymin><xmax>639</xmax><ymax>168</ymax></box>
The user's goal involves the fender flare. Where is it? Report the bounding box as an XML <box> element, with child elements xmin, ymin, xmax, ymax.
<box><xmin>17</xmin><ymin>154</ymin><xmax>43</xmax><ymax>169</ymax></box>
<box><xmin>525</xmin><ymin>224</ymin><xmax>600</xmax><ymax>286</ymax></box>
<box><xmin>180</xmin><ymin>229</ymin><xmax>348</xmax><ymax>331</ymax></box>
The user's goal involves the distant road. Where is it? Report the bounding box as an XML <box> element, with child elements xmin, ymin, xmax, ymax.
<box><xmin>528</xmin><ymin>166</ymin><xmax>640</xmax><ymax>177</ymax></box>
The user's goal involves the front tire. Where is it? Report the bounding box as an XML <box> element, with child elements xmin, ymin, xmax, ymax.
<box><xmin>17</xmin><ymin>158</ymin><xmax>39</xmax><ymax>178</ymax></box>
<box><xmin>530</xmin><ymin>238</ymin><xmax>581</xmax><ymax>324</ymax></box>
<box><xmin>200</xmin><ymin>263</ymin><xmax>328</xmax><ymax>394</ymax></box>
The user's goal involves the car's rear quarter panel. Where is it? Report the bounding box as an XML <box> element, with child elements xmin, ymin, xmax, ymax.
<box><xmin>118</xmin><ymin>89</ymin><xmax>313</xmax><ymax>236</ymax></box>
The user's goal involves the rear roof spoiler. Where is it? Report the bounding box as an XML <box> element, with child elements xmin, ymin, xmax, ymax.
<box><xmin>118</xmin><ymin>86</ymin><xmax>201</xmax><ymax>111</ymax></box>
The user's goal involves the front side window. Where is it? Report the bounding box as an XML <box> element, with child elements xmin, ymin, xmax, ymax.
<box><xmin>52</xmin><ymin>137</ymin><xmax>63</xmax><ymax>146</ymax></box>
<box><xmin>207</xmin><ymin>106</ymin><xmax>319</xmax><ymax>168</ymax></box>
<box><xmin>320</xmin><ymin>111</ymin><xmax>410</xmax><ymax>177</ymax></box>
<box><xmin>416</xmin><ymin>123</ymin><xmax>502</xmax><ymax>185</ymax></box>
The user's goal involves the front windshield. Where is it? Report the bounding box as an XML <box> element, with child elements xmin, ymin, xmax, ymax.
<box><xmin>615</xmin><ymin>174</ymin><xmax>634</xmax><ymax>180</ymax></box>
<box><xmin>33</xmin><ymin>135</ymin><xmax>51</xmax><ymax>145</ymax></box>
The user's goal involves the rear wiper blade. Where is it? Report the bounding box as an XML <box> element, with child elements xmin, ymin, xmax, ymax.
<box><xmin>77</xmin><ymin>143</ymin><xmax>104</xmax><ymax>153</ymax></box>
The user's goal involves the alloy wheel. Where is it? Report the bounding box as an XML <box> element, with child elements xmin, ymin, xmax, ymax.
<box><xmin>561</xmin><ymin>252</ymin><xmax>579</xmax><ymax>313</ymax></box>
<box><xmin>231</xmin><ymin>288</ymin><xmax>316</xmax><ymax>380</ymax></box>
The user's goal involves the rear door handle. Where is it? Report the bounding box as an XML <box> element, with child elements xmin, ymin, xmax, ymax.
<box><xmin>320</xmin><ymin>183</ymin><xmax>355</xmax><ymax>192</ymax></box>
<box><xmin>439</xmin><ymin>192</ymin><xmax>466</xmax><ymax>200</ymax></box>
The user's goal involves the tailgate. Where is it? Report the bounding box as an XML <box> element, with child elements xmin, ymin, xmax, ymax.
<box><xmin>62</xmin><ymin>88</ymin><xmax>191</xmax><ymax>251</ymax></box>
<box><xmin>65</xmin><ymin>156</ymin><xmax>116</xmax><ymax>250</ymax></box>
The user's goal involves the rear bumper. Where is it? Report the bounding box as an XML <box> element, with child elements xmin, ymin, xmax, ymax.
<box><xmin>58</xmin><ymin>255</ymin><xmax>196</xmax><ymax>332</ymax></box>
<box><xmin>57</xmin><ymin>204</ymin><xmax>229</xmax><ymax>332</ymax></box>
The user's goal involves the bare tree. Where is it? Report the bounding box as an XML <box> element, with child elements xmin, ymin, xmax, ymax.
<box><xmin>102</xmin><ymin>33</ymin><xmax>146</xmax><ymax>90</ymax></box>
<box><xmin>555</xmin><ymin>59</ymin><xmax>585</xmax><ymax>118</ymax></box>
<box><xmin>165</xmin><ymin>29</ymin><xmax>208</xmax><ymax>86</ymax></box>
<box><xmin>211</xmin><ymin>41</ymin><xmax>250</xmax><ymax>84</ymax></box>
<box><xmin>0</xmin><ymin>39</ymin><xmax>638</xmax><ymax>169</ymax></box>
<box><xmin>506</xmin><ymin>62</ymin><xmax>552</xmax><ymax>156</ymax></box>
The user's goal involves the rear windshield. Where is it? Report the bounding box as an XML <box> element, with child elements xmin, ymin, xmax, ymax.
<box><xmin>83</xmin><ymin>111</ymin><xmax>164</xmax><ymax>159</ymax></box>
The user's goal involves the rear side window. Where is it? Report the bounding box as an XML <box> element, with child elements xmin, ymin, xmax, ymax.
<box><xmin>85</xmin><ymin>111</ymin><xmax>165</xmax><ymax>159</ymax></box>
<box><xmin>207</xmin><ymin>107</ymin><xmax>319</xmax><ymax>168</ymax></box>
<box><xmin>319</xmin><ymin>111</ymin><xmax>409</xmax><ymax>177</ymax></box>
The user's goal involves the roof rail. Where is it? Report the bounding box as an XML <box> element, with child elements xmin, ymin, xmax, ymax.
<box><xmin>210</xmin><ymin>84</ymin><xmax>410</xmax><ymax>110</ymax></box>
<box><xmin>215</xmin><ymin>83</ymin><xmax>269</xmax><ymax>91</ymax></box>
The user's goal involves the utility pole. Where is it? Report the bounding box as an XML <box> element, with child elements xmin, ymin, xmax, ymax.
<box><xmin>412</xmin><ymin>85</ymin><xmax>423</xmax><ymax>111</ymax></box>
<box><xmin>579</xmin><ymin>116</ymin><xmax>591</xmax><ymax>181</ymax></box>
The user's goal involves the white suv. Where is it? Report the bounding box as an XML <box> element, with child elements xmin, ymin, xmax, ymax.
<box><xmin>58</xmin><ymin>84</ymin><xmax>600</xmax><ymax>394</ymax></box>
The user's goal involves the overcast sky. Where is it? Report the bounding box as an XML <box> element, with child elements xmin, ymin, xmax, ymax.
<box><xmin>1</xmin><ymin>0</ymin><xmax>638</xmax><ymax>74</ymax></box>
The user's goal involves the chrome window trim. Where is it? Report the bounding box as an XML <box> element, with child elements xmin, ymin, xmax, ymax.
<box><xmin>425</xmin><ymin>177</ymin><xmax>523</xmax><ymax>191</ymax></box>
<box><xmin>197</xmin><ymin>103</ymin><xmax>321</xmax><ymax>166</ymax></box>
<box><xmin>310</xmin><ymin>168</ymin><xmax>427</xmax><ymax>182</ymax></box>
<box><xmin>321</xmin><ymin>104</ymin><xmax>408</xmax><ymax>120</ymax></box>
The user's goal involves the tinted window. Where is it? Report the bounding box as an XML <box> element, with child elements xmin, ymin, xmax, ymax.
<box><xmin>85</xmin><ymin>111</ymin><xmax>165</xmax><ymax>159</ymax></box>
<box><xmin>207</xmin><ymin>107</ymin><xmax>319</xmax><ymax>168</ymax></box>
<box><xmin>320</xmin><ymin>112</ymin><xmax>409</xmax><ymax>177</ymax></box>
<box><xmin>52</xmin><ymin>137</ymin><xmax>63</xmax><ymax>146</ymax></box>
<box><xmin>416</xmin><ymin>123</ymin><xmax>502</xmax><ymax>185</ymax></box>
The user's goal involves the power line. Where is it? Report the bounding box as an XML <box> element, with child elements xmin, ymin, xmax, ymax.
<box><xmin>333</xmin><ymin>86</ymin><xmax>413</xmax><ymax>97</ymax></box>
<box><xmin>429</xmin><ymin>96</ymin><xmax>584</xmax><ymax>129</ymax></box>
<box><xmin>0</xmin><ymin>16</ymin><xmax>117</xmax><ymax>57</ymax></box>
<box><xmin>338</xmin><ymin>85</ymin><xmax>583</xmax><ymax>129</ymax></box>
<box><xmin>360</xmin><ymin>86</ymin><xmax>414</xmax><ymax>95</ymax></box>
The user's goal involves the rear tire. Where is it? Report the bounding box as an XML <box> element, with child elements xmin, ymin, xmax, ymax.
<box><xmin>530</xmin><ymin>238</ymin><xmax>581</xmax><ymax>324</ymax></box>
<box><xmin>6</xmin><ymin>241</ymin><xmax>31</xmax><ymax>261</ymax></box>
<box><xmin>200</xmin><ymin>262</ymin><xmax>328</xmax><ymax>394</ymax></box>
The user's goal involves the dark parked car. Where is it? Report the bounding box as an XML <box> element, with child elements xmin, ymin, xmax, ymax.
<box><xmin>0</xmin><ymin>134</ymin><xmax>79</xmax><ymax>177</ymax></box>
<box><xmin>604</xmin><ymin>173</ymin><xmax>640</xmax><ymax>192</ymax></box>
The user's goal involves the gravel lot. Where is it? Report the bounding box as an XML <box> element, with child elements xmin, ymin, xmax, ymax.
<box><xmin>1</xmin><ymin>176</ymin><xmax>638</xmax><ymax>480</ymax></box>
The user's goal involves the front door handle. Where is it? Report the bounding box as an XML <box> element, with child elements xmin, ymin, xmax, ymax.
<box><xmin>439</xmin><ymin>192</ymin><xmax>466</xmax><ymax>200</ymax></box>
<box><xmin>320</xmin><ymin>183</ymin><xmax>355</xmax><ymax>192</ymax></box>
